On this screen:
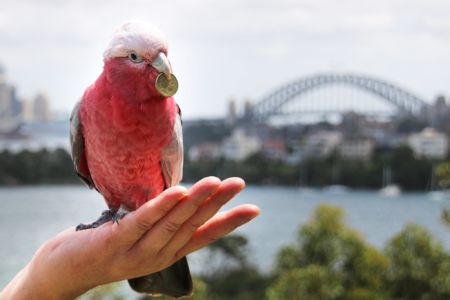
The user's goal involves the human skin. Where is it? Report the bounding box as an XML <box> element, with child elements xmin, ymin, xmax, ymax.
<box><xmin>0</xmin><ymin>177</ymin><xmax>259</xmax><ymax>299</ymax></box>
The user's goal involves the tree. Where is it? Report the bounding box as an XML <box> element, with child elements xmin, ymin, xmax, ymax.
<box><xmin>267</xmin><ymin>265</ymin><xmax>343</xmax><ymax>300</ymax></box>
<box><xmin>385</xmin><ymin>223</ymin><xmax>449</xmax><ymax>300</ymax></box>
<box><xmin>390</xmin><ymin>145</ymin><xmax>431</xmax><ymax>190</ymax></box>
<box><xmin>200</xmin><ymin>234</ymin><xmax>269</xmax><ymax>300</ymax></box>
<box><xmin>270</xmin><ymin>204</ymin><xmax>389</xmax><ymax>299</ymax></box>
<box><xmin>141</xmin><ymin>278</ymin><xmax>211</xmax><ymax>300</ymax></box>
<box><xmin>436</xmin><ymin>162</ymin><xmax>450</xmax><ymax>227</ymax></box>
<box><xmin>431</xmin><ymin>257</ymin><xmax>450</xmax><ymax>296</ymax></box>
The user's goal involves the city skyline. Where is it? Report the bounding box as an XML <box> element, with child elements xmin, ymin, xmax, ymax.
<box><xmin>1</xmin><ymin>0</ymin><xmax>450</xmax><ymax>118</ymax></box>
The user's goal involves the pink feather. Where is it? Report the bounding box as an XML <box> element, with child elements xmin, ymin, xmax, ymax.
<box><xmin>79</xmin><ymin>57</ymin><xmax>177</xmax><ymax>210</ymax></box>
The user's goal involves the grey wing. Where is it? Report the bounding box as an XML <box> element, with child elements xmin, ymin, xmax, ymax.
<box><xmin>161</xmin><ymin>110</ymin><xmax>183</xmax><ymax>188</ymax></box>
<box><xmin>70</xmin><ymin>101</ymin><xmax>95</xmax><ymax>189</ymax></box>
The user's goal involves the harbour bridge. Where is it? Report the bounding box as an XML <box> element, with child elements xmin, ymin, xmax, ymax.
<box><xmin>249</xmin><ymin>73</ymin><xmax>430</xmax><ymax>123</ymax></box>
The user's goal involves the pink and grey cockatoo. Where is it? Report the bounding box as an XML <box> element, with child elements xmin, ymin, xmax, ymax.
<box><xmin>70</xmin><ymin>21</ymin><xmax>191</xmax><ymax>297</ymax></box>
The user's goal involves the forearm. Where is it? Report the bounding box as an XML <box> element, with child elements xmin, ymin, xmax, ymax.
<box><xmin>0</xmin><ymin>263</ymin><xmax>80</xmax><ymax>300</ymax></box>
<box><xmin>0</xmin><ymin>266</ymin><xmax>33</xmax><ymax>300</ymax></box>
<box><xmin>0</xmin><ymin>242</ymin><xmax>94</xmax><ymax>300</ymax></box>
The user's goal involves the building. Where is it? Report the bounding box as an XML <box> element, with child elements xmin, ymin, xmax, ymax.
<box><xmin>20</xmin><ymin>98</ymin><xmax>34</xmax><ymax>122</ymax></box>
<box><xmin>0</xmin><ymin>66</ymin><xmax>21</xmax><ymax>133</ymax></box>
<box><xmin>339</xmin><ymin>138</ymin><xmax>374</xmax><ymax>161</ymax></box>
<box><xmin>0</xmin><ymin>79</ymin><xmax>15</xmax><ymax>115</ymax></box>
<box><xmin>222</xmin><ymin>128</ymin><xmax>262</xmax><ymax>161</ymax></box>
<box><xmin>262</xmin><ymin>138</ymin><xmax>287</xmax><ymax>160</ymax></box>
<box><xmin>303</xmin><ymin>130</ymin><xmax>342</xmax><ymax>158</ymax></box>
<box><xmin>408</xmin><ymin>127</ymin><xmax>448</xmax><ymax>159</ymax></box>
<box><xmin>242</xmin><ymin>100</ymin><xmax>254</xmax><ymax>122</ymax></box>
<box><xmin>226</xmin><ymin>99</ymin><xmax>237</xmax><ymax>125</ymax></box>
<box><xmin>188</xmin><ymin>142</ymin><xmax>222</xmax><ymax>161</ymax></box>
<box><xmin>423</xmin><ymin>95</ymin><xmax>450</xmax><ymax>133</ymax></box>
<box><xmin>33</xmin><ymin>93</ymin><xmax>51</xmax><ymax>122</ymax></box>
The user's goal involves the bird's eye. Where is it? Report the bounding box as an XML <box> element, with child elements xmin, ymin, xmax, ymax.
<box><xmin>128</xmin><ymin>51</ymin><xmax>143</xmax><ymax>63</ymax></box>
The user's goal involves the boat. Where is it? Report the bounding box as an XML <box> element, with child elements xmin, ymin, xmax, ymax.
<box><xmin>428</xmin><ymin>190</ymin><xmax>448</xmax><ymax>202</ymax></box>
<box><xmin>380</xmin><ymin>167</ymin><xmax>401</xmax><ymax>197</ymax></box>
<box><xmin>380</xmin><ymin>184</ymin><xmax>401</xmax><ymax>197</ymax></box>
<box><xmin>323</xmin><ymin>185</ymin><xmax>349</xmax><ymax>195</ymax></box>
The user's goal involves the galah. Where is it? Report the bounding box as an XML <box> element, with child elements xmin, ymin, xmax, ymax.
<box><xmin>70</xmin><ymin>21</ymin><xmax>191</xmax><ymax>297</ymax></box>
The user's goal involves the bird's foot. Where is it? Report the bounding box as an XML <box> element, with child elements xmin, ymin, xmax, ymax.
<box><xmin>76</xmin><ymin>207</ymin><xmax>129</xmax><ymax>231</ymax></box>
<box><xmin>76</xmin><ymin>210</ymin><xmax>115</xmax><ymax>231</ymax></box>
<box><xmin>112</xmin><ymin>210</ymin><xmax>128</xmax><ymax>225</ymax></box>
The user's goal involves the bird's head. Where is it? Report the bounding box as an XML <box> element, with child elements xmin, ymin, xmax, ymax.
<box><xmin>103</xmin><ymin>21</ymin><xmax>177</xmax><ymax>100</ymax></box>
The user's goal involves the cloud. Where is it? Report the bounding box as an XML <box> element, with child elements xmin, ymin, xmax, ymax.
<box><xmin>0</xmin><ymin>0</ymin><xmax>449</xmax><ymax>117</ymax></box>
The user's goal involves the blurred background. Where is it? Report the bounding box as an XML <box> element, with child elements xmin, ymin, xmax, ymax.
<box><xmin>1</xmin><ymin>0</ymin><xmax>450</xmax><ymax>299</ymax></box>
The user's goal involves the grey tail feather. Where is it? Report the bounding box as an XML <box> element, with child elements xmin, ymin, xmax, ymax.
<box><xmin>128</xmin><ymin>257</ymin><xmax>193</xmax><ymax>298</ymax></box>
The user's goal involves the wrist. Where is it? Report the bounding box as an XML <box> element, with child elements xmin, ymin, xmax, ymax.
<box><xmin>1</xmin><ymin>241</ymin><xmax>94</xmax><ymax>300</ymax></box>
<box><xmin>0</xmin><ymin>265</ymin><xmax>30</xmax><ymax>300</ymax></box>
<box><xmin>0</xmin><ymin>261</ymin><xmax>87</xmax><ymax>300</ymax></box>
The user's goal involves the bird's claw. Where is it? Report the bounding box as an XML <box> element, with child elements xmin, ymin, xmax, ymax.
<box><xmin>76</xmin><ymin>209</ymin><xmax>115</xmax><ymax>231</ymax></box>
<box><xmin>112</xmin><ymin>211</ymin><xmax>127</xmax><ymax>225</ymax></box>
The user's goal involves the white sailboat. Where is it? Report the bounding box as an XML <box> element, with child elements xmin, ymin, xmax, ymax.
<box><xmin>324</xmin><ymin>163</ymin><xmax>349</xmax><ymax>194</ymax></box>
<box><xmin>428</xmin><ymin>164</ymin><xmax>449</xmax><ymax>202</ymax></box>
<box><xmin>380</xmin><ymin>167</ymin><xmax>401</xmax><ymax>197</ymax></box>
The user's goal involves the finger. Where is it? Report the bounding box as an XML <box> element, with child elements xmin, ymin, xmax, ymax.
<box><xmin>175</xmin><ymin>204</ymin><xmax>260</xmax><ymax>259</ymax></box>
<box><xmin>131</xmin><ymin>177</ymin><xmax>221</xmax><ymax>254</ymax></box>
<box><xmin>112</xmin><ymin>186</ymin><xmax>188</xmax><ymax>243</ymax></box>
<box><xmin>161</xmin><ymin>177</ymin><xmax>245</xmax><ymax>255</ymax></box>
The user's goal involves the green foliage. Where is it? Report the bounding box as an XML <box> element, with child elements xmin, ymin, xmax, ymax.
<box><xmin>431</xmin><ymin>258</ymin><xmax>450</xmax><ymax>296</ymax></box>
<box><xmin>79</xmin><ymin>282</ymin><xmax>125</xmax><ymax>300</ymax></box>
<box><xmin>185</xmin><ymin>144</ymin><xmax>438</xmax><ymax>190</ymax></box>
<box><xmin>385</xmin><ymin>224</ymin><xmax>449</xmax><ymax>299</ymax></box>
<box><xmin>343</xmin><ymin>288</ymin><xmax>388</xmax><ymax>300</ymax></box>
<box><xmin>184</xmin><ymin>153</ymin><xmax>300</xmax><ymax>185</ymax></box>
<box><xmin>0</xmin><ymin>148</ymin><xmax>78</xmax><ymax>185</ymax></box>
<box><xmin>274</xmin><ymin>245</ymin><xmax>301</xmax><ymax>274</ymax></box>
<box><xmin>298</xmin><ymin>204</ymin><xmax>348</xmax><ymax>267</ymax></box>
<box><xmin>435</xmin><ymin>162</ymin><xmax>450</xmax><ymax>227</ymax></box>
<box><xmin>143</xmin><ymin>277</ymin><xmax>211</xmax><ymax>300</ymax></box>
<box><xmin>436</xmin><ymin>162</ymin><xmax>450</xmax><ymax>188</ymax></box>
<box><xmin>442</xmin><ymin>209</ymin><xmax>450</xmax><ymax>227</ymax></box>
<box><xmin>204</xmin><ymin>266</ymin><xmax>270</xmax><ymax>300</ymax></box>
<box><xmin>189</xmin><ymin>277</ymin><xmax>212</xmax><ymax>300</ymax></box>
<box><xmin>277</xmin><ymin>205</ymin><xmax>450</xmax><ymax>299</ymax></box>
<box><xmin>270</xmin><ymin>204</ymin><xmax>390</xmax><ymax>299</ymax></box>
<box><xmin>267</xmin><ymin>265</ymin><xmax>343</xmax><ymax>300</ymax></box>
<box><xmin>351</xmin><ymin>245</ymin><xmax>389</xmax><ymax>290</ymax></box>
<box><xmin>81</xmin><ymin>205</ymin><xmax>450</xmax><ymax>300</ymax></box>
<box><xmin>0</xmin><ymin>143</ymin><xmax>442</xmax><ymax>190</ymax></box>
<box><xmin>390</xmin><ymin>145</ymin><xmax>432</xmax><ymax>190</ymax></box>
<box><xmin>200</xmin><ymin>235</ymin><xmax>270</xmax><ymax>300</ymax></box>
<box><xmin>206</xmin><ymin>234</ymin><xmax>249</xmax><ymax>266</ymax></box>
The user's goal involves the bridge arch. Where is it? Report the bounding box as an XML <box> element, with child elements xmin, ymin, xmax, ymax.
<box><xmin>251</xmin><ymin>73</ymin><xmax>429</xmax><ymax>122</ymax></box>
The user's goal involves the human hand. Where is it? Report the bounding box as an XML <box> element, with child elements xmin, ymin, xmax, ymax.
<box><xmin>0</xmin><ymin>177</ymin><xmax>259</xmax><ymax>300</ymax></box>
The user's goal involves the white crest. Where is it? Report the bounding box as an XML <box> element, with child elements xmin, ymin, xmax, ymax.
<box><xmin>103</xmin><ymin>21</ymin><xmax>168</xmax><ymax>60</ymax></box>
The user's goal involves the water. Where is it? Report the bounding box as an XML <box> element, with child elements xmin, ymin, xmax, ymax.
<box><xmin>0</xmin><ymin>185</ymin><xmax>449</xmax><ymax>290</ymax></box>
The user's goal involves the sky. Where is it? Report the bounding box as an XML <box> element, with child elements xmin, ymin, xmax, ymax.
<box><xmin>1</xmin><ymin>0</ymin><xmax>450</xmax><ymax>119</ymax></box>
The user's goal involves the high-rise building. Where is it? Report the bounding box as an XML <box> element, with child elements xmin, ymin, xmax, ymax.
<box><xmin>0</xmin><ymin>65</ymin><xmax>21</xmax><ymax>133</ymax></box>
<box><xmin>226</xmin><ymin>98</ymin><xmax>237</xmax><ymax>125</ymax></box>
<box><xmin>0</xmin><ymin>64</ymin><xmax>5</xmax><ymax>83</ymax></box>
<box><xmin>33</xmin><ymin>93</ymin><xmax>51</xmax><ymax>122</ymax></box>
<box><xmin>0</xmin><ymin>68</ymin><xmax>15</xmax><ymax>116</ymax></box>
<box><xmin>244</xmin><ymin>100</ymin><xmax>253</xmax><ymax>119</ymax></box>
<box><xmin>20</xmin><ymin>98</ymin><xmax>34</xmax><ymax>122</ymax></box>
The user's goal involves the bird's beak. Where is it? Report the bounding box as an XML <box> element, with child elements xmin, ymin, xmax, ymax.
<box><xmin>151</xmin><ymin>52</ymin><xmax>172</xmax><ymax>79</ymax></box>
